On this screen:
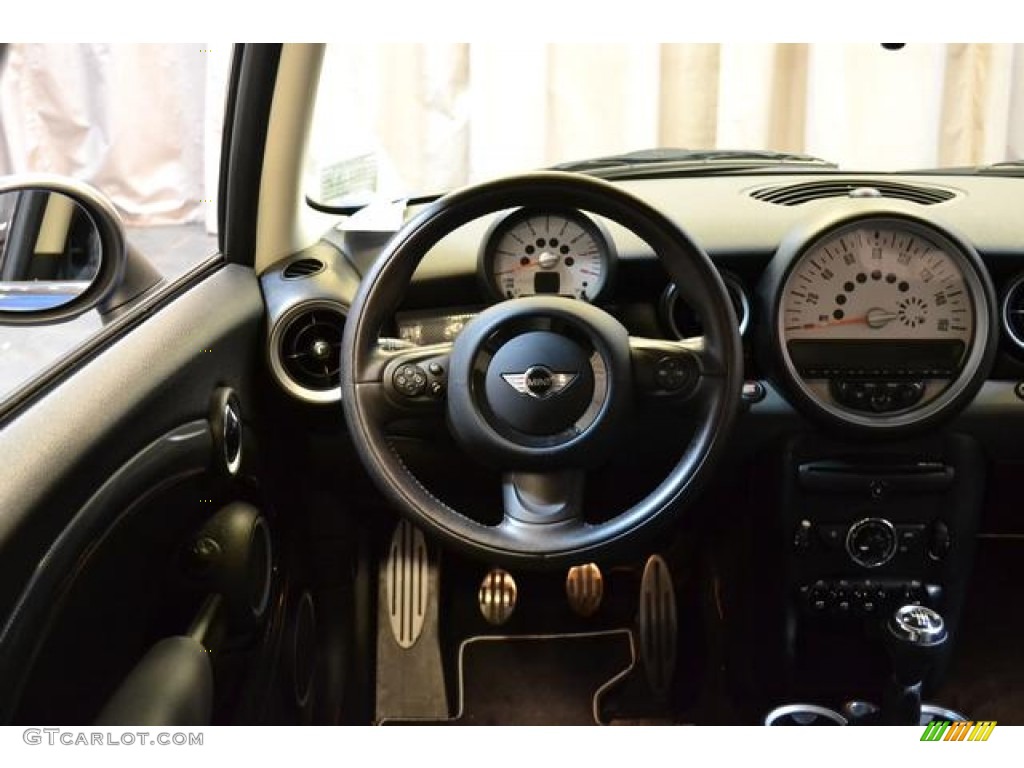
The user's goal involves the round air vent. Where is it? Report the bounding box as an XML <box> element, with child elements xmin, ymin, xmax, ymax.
<box><xmin>269</xmin><ymin>301</ymin><xmax>346</xmax><ymax>403</ymax></box>
<box><xmin>282</xmin><ymin>257</ymin><xmax>325</xmax><ymax>279</ymax></box>
<box><xmin>1001</xmin><ymin>273</ymin><xmax>1024</xmax><ymax>352</ymax></box>
<box><xmin>661</xmin><ymin>274</ymin><xmax>750</xmax><ymax>340</ymax></box>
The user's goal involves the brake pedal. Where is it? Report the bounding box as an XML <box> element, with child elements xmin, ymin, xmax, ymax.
<box><xmin>478</xmin><ymin>568</ymin><xmax>517</xmax><ymax>625</ymax></box>
<box><xmin>566</xmin><ymin>563</ymin><xmax>604</xmax><ymax>617</ymax></box>
<box><xmin>637</xmin><ymin>554</ymin><xmax>678</xmax><ymax>698</ymax></box>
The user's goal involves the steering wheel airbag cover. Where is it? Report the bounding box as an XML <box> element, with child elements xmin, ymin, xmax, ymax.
<box><xmin>447</xmin><ymin>296</ymin><xmax>631</xmax><ymax>468</ymax></box>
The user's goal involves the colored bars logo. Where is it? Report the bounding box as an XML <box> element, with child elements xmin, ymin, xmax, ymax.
<box><xmin>921</xmin><ymin>721</ymin><xmax>996</xmax><ymax>741</ymax></box>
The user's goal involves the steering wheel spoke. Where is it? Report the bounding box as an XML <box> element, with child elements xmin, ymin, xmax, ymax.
<box><xmin>501</xmin><ymin>470</ymin><xmax>585</xmax><ymax>527</ymax></box>
<box><xmin>629</xmin><ymin>335</ymin><xmax>724</xmax><ymax>402</ymax></box>
<box><xmin>355</xmin><ymin>340</ymin><xmax>452</xmax><ymax>422</ymax></box>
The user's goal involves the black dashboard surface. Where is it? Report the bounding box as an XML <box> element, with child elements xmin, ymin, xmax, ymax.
<box><xmin>262</xmin><ymin>171</ymin><xmax>1024</xmax><ymax>448</ymax></box>
<box><xmin>384</xmin><ymin>173</ymin><xmax>1024</xmax><ymax>382</ymax></box>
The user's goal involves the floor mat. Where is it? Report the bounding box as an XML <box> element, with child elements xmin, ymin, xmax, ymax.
<box><xmin>456</xmin><ymin>631</ymin><xmax>635</xmax><ymax>725</ymax></box>
<box><xmin>384</xmin><ymin>630</ymin><xmax>635</xmax><ymax>725</ymax></box>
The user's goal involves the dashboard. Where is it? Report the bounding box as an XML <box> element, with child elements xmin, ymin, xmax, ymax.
<box><xmin>260</xmin><ymin>171</ymin><xmax>1024</xmax><ymax>446</ymax></box>
<box><xmin>255</xmin><ymin>169</ymin><xmax>1024</xmax><ymax>715</ymax></box>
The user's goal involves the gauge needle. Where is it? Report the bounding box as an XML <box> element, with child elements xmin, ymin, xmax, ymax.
<box><xmin>493</xmin><ymin>262</ymin><xmax>531</xmax><ymax>275</ymax></box>
<box><xmin>495</xmin><ymin>251</ymin><xmax>564</xmax><ymax>275</ymax></box>
<box><xmin>788</xmin><ymin>307</ymin><xmax>899</xmax><ymax>331</ymax></box>
<box><xmin>863</xmin><ymin>308</ymin><xmax>900</xmax><ymax>328</ymax></box>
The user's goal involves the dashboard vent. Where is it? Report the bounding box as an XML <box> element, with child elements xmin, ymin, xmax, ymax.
<box><xmin>271</xmin><ymin>303</ymin><xmax>346</xmax><ymax>401</ymax></box>
<box><xmin>750</xmin><ymin>180</ymin><xmax>957</xmax><ymax>206</ymax></box>
<box><xmin>1001</xmin><ymin>274</ymin><xmax>1024</xmax><ymax>353</ymax></box>
<box><xmin>283</xmin><ymin>258</ymin><xmax>325</xmax><ymax>279</ymax></box>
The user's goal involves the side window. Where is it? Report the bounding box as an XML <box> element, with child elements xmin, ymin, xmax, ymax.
<box><xmin>0</xmin><ymin>43</ymin><xmax>231</xmax><ymax>402</ymax></box>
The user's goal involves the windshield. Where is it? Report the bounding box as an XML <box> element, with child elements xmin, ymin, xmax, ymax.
<box><xmin>307</xmin><ymin>43</ymin><xmax>1024</xmax><ymax>207</ymax></box>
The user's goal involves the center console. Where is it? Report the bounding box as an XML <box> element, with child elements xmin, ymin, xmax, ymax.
<box><xmin>774</xmin><ymin>431</ymin><xmax>984</xmax><ymax>700</ymax></box>
<box><xmin>764</xmin><ymin>603</ymin><xmax>968</xmax><ymax>726</ymax></box>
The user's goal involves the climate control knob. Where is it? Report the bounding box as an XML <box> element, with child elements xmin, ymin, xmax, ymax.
<box><xmin>846</xmin><ymin>517</ymin><xmax>898</xmax><ymax>568</ymax></box>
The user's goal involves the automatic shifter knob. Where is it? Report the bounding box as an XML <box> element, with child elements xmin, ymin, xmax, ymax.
<box><xmin>881</xmin><ymin>604</ymin><xmax>948</xmax><ymax>724</ymax></box>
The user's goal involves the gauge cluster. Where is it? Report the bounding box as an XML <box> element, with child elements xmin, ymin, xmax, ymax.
<box><xmin>764</xmin><ymin>213</ymin><xmax>997</xmax><ymax>433</ymax></box>
<box><xmin>479</xmin><ymin>208</ymin><xmax>615</xmax><ymax>301</ymax></box>
<box><xmin>272</xmin><ymin>180</ymin><xmax>1017</xmax><ymax>432</ymax></box>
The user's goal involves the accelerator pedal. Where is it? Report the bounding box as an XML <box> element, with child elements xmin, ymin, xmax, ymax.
<box><xmin>375</xmin><ymin>520</ymin><xmax>448</xmax><ymax>722</ymax></box>
<box><xmin>637</xmin><ymin>554</ymin><xmax>678</xmax><ymax>699</ymax></box>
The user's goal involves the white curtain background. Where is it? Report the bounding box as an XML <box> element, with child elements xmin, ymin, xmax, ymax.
<box><xmin>312</xmin><ymin>43</ymin><xmax>1024</xmax><ymax>203</ymax></box>
<box><xmin>2</xmin><ymin>43</ymin><xmax>1024</xmax><ymax>224</ymax></box>
<box><xmin>0</xmin><ymin>43</ymin><xmax>229</xmax><ymax>228</ymax></box>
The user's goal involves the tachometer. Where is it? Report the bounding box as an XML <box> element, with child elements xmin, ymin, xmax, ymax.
<box><xmin>481</xmin><ymin>209</ymin><xmax>613</xmax><ymax>301</ymax></box>
<box><xmin>767</xmin><ymin>213</ymin><xmax>996</xmax><ymax>432</ymax></box>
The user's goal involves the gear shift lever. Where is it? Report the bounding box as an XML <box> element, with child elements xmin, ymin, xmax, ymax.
<box><xmin>881</xmin><ymin>604</ymin><xmax>948</xmax><ymax>725</ymax></box>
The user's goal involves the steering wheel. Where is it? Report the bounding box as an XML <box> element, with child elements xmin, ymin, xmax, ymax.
<box><xmin>341</xmin><ymin>172</ymin><xmax>742</xmax><ymax>566</ymax></box>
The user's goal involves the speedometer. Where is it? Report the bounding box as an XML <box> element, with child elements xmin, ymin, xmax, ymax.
<box><xmin>782</xmin><ymin>222</ymin><xmax>974</xmax><ymax>346</ymax></box>
<box><xmin>768</xmin><ymin>213</ymin><xmax>997</xmax><ymax>432</ymax></box>
<box><xmin>480</xmin><ymin>209</ymin><xmax>613</xmax><ymax>301</ymax></box>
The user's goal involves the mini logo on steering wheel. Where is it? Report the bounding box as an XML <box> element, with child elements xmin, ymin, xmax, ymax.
<box><xmin>501</xmin><ymin>365</ymin><xmax>577</xmax><ymax>399</ymax></box>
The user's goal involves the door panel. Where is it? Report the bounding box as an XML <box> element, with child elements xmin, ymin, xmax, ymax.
<box><xmin>0</xmin><ymin>421</ymin><xmax>212</xmax><ymax>723</ymax></box>
<box><xmin>0</xmin><ymin>262</ymin><xmax>266</xmax><ymax>723</ymax></box>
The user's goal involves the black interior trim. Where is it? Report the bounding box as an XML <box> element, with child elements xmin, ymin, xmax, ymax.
<box><xmin>221</xmin><ymin>43</ymin><xmax>282</xmax><ymax>266</ymax></box>
<box><xmin>217</xmin><ymin>44</ymin><xmax>244</xmax><ymax>255</ymax></box>
<box><xmin>0</xmin><ymin>421</ymin><xmax>212</xmax><ymax>724</ymax></box>
<box><xmin>0</xmin><ymin>255</ymin><xmax>225</xmax><ymax>427</ymax></box>
<box><xmin>0</xmin><ymin>264</ymin><xmax>262</xmax><ymax>619</ymax></box>
<box><xmin>95</xmin><ymin>635</ymin><xmax>213</xmax><ymax>727</ymax></box>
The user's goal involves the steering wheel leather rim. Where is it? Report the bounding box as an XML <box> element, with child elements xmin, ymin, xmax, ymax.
<box><xmin>341</xmin><ymin>172</ymin><xmax>743</xmax><ymax>566</ymax></box>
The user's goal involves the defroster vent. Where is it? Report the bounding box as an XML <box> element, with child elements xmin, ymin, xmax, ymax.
<box><xmin>750</xmin><ymin>180</ymin><xmax>957</xmax><ymax>206</ymax></box>
<box><xmin>282</xmin><ymin>257</ymin><xmax>325</xmax><ymax>279</ymax></box>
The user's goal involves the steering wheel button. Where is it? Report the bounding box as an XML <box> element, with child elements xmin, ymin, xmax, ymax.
<box><xmin>393</xmin><ymin>365</ymin><xmax>427</xmax><ymax>397</ymax></box>
<box><xmin>654</xmin><ymin>355</ymin><xmax>696</xmax><ymax>392</ymax></box>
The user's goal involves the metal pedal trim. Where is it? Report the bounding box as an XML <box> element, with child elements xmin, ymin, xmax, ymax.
<box><xmin>637</xmin><ymin>554</ymin><xmax>678</xmax><ymax>698</ymax></box>
<box><xmin>385</xmin><ymin>519</ymin><xmax>429</xmax><ymax>649</ymax></box>
<box><xmin>566</xmin><ymin>562</ymin><xmax>604</xmax><ymax>617</ymax></box>
<box><xmin>478</xmin><ymin>568</ymin><xmax>517</xmax><ymax>626</ymax></box>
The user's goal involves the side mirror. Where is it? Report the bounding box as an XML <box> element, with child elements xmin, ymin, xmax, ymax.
<box><xmin>0</xmin><ymin>175</ymin><xmax>141</xmax><ymax>325</ymax></box>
